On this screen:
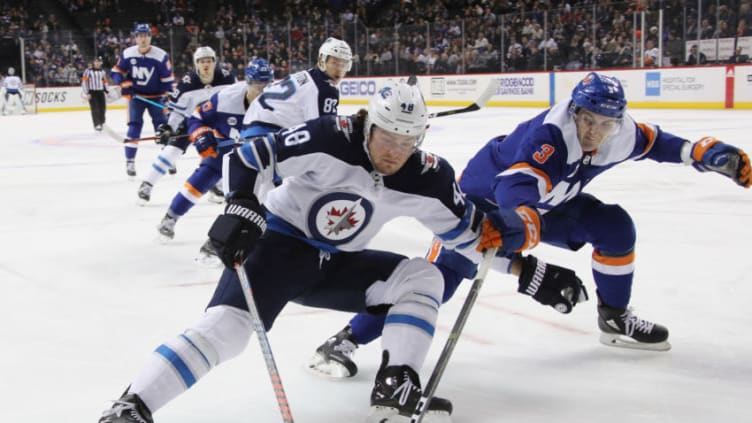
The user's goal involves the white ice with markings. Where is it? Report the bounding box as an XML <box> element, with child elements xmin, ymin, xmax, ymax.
<box><xmin>1</xmin><ymin>105</ymin><xmax>751</xmax><ymax>422</ymax></box>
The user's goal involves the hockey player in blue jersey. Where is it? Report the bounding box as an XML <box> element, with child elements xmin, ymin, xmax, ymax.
<box><xmin>110</xmin><ymin>23</ymin><xmax>175</xmax><ymax>177</ymax></box>
<box><xmin>155</xmin><ymin>58</ymin><xmax>274</xmax><ymax>240</ymax></box>
<box><xmin>137</xmin><ymin>46</ymin><xmax>237</xmax><ymax>203</ymax></box>
<box><xmin>96</xmin><ymin>81</ymin><xmax>581</xmax><ymax>423</ymax></box>
<box><xmin>308</xmin><ymin>72</ymin><xmax>752</xmax><ymax>378</ymax></box>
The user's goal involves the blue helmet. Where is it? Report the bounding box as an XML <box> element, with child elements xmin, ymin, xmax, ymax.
<box><xmin>133</xmin><ymin>23</ymin><xmax>151</xmax><ymax>35</ymax></box>
<box><xmin>245</xmin><ymin>58</ymin><xmax>274</xmax><ymax>83</ymax></box>
<box><xmin>570</xmin><ymin>72</ymin><xmax>627</xmax><ymax>118</ymax></box>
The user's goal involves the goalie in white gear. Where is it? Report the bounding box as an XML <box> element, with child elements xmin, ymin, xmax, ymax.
<box><xmin>97</xmin><ymin>80</ymin><xmax>531</xmax><ymax>423</ymax></box>
<box><xmin>1</xmin><ymin>67</ymin><xmax>27</xmax><ymax>115</ymax></box>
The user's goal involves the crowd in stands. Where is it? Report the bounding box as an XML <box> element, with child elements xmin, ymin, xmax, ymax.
<box><xmin>2</xmin><ymin>0</ymin><xmax>752</xmax><ymax>87</ymax></box>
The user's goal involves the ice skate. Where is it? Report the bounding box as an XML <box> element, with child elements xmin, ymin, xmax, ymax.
<box><xmin>98</xmin><ymin>392</ymin><xmax>153</xmax><ymax>423</ymax></box>
<box><xmin>366</xmin><ymin>351</ymin><xmax>452</xmax><ymax>423</ymax></box>
<box><xmin>194</xmin><ymin>238</ymin><xmax>223</xmax><ymax>267</ymax></box>
<box><xmin>126</xmin><ymin>160</ymin><xmax>136</xmax><ymax>178</ymax></box>
<box><xmin>168</xmin><ymin>166</ymin><xmax>177</xmax><ymax>175</ymax></box>
<box><xmin>308</xmin><ymin>325</ymin><xmax>359</xmax><ymax>378</ymax></box>
<box><xmin>95</xmin><ymin>124</ymin><xmax>103</xmax><ymax>132</ymax></box>
<box><xmin>207</xmin><ymin>185</ymin><xmax>225</xmax><ymax>204</ymax></box>
<box><xmin>137</xmin><ymin>181</ymin><xmax>153</xmax><ymax>205</ymax></box>
<box><xmin>598</xmin><ymin>301</ymin><xmax>670</xmax><ymax>351</ymax></box>
<box><xmin>157</xmin><ymin>213</ymin><xmax>177</xmax><ymax>241</ymax></box>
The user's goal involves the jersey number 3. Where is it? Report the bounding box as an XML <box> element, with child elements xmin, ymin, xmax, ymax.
<box><xmin>533</xmin><ymin>144</ymin><xmax>555</xmax><ymax>164</ymax></box>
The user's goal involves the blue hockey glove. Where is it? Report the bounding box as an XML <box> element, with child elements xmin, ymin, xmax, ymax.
<box><xmin>690</xmin><ymin>137</ymin><xmax>751</xmax><ymax>188</ymax></box>
<box><xmin>120</xmin><ymin>81</ymin><xmax>134</xmax><ymax>98</ymax></box>
<box><xmin>194</xmin><ymin>132</ymin><xmax>218</xmax><ymax>159</ymax></box>
<box><xmin>477</xmin><ymin>206</ymin><xmax>541</xmax><ymax>253</ymax></box>
<box><xmin>208</xmin><ymin>195</ymin><xmax>266</xmax><ymax>268</ymax></box>
<box><xmin>518</xmin><ymin>255</ymin><xmax>589</xmax><ymax>314</ymax></box>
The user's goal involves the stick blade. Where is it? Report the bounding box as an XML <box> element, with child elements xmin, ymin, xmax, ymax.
<box><xmin>101</xmin><ymin>123</ymin><xmax>124</xmax><ymax>143</ymax></box>
<box><xmin>474</xmin><ymin>78</ymin><xmax>500</xmax><ymax>108</ymax></box>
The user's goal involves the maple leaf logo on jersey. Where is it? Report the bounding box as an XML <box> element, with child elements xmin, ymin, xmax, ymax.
<box><xmin>325</xmin><ymin>205</ymin><xmax>359</xmax><ymax>235</ymax></box>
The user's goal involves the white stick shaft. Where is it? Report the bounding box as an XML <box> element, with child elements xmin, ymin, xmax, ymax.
<box><xmin>236</xmin><ymin>264</ymin><xmax>295</xmax><ymax>423</ymax></box>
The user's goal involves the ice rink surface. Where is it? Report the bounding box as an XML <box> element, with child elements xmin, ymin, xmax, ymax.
<box><xmin>1</xmin><ymin>104</ymin><xmax>751</xmax><ymax>423</ymax></box>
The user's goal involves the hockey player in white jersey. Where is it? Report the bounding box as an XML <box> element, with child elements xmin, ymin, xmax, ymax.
<box><xmin>240</xmin><ymin>36</ymin><xmax>351</xmax><ymax>139</ymax></box>
<box><xmin>196</xmin><ymin>36</ymin><xmax>352</xmax><ymax>261</ymax></box>
<box><xmin>137</xmin><ymin>46</ymin><xmax>236</xmax><ymax>203</ymax></box>
<box><xmin>96</xmin><ymin>81</ymin><xmax>577</xmax><ymax>423</ymax></box>
<box><xmin>1</xmin><ymin>67</ymin><xmax>27</xmax><ymax>115</ymax></box>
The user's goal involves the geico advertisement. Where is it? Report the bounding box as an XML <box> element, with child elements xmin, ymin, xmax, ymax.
<box><xmin>339</xmin><ymin>79</ymin><xmax>379</xmax><ymax>97</ymax></box>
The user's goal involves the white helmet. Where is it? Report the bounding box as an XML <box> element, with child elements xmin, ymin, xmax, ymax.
<box><xmin>317</xmin><ymin>37</ymin><xmax>353</xmax><ymax>72</ymax></box>
<box><xmin>7</xmin><ymin>67</ymin><xmax>15</xmax><ymax>76</ymax></box>
<box><xmin>365</xmin><ymin>80</ymin><xmax>428</xmax><ymax>147</ymax></box>
<box><xmin>193</xmin><ymin>46</ymin><xmax>217</xmax><ymax>67</ymax></box>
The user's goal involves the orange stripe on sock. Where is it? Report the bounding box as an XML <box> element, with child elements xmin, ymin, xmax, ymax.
<box><xmin>184</xmin><ymin>182</ymin><xmax>203</xmax><ymax>199</ymax></box>
<box><xmin>592</xmin><ymin>250</ymin><xmax>635</xmax><ymax>266</ymax></box>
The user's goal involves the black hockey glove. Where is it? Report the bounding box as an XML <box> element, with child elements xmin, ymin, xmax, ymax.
<box><xmin>155</xmin><ymin>123</ymin><xmax>172</xmax><ymax>146</ymax></box>
<box><xmin>518</xmin><ymin>255</ymin><xmax>589</xmax><ymax>314</ymax></box>
<box><xmin>208</xmin><ymin>195</ymin><xmax>267</xmax><ymax>268</ymax></box>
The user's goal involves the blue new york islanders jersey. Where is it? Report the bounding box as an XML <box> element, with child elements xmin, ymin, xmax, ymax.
<box><xmin>187</xmin><ymin>81</ymin><xmax>248</xmax><ymax>144</ymax></box>
<box><xmin>459</xmin><ymin>101</ymin><xmax>690</xmax><ymax>213</ymax></box>
<box><xmin>111</xmin><ymin>45</ymin><xmax>174</xmax><ymax>97</ymax></box>
<box><xmin>228</xmin><ymin>114</ymin><xmax>485</xmax><ymax>260</ymax></box>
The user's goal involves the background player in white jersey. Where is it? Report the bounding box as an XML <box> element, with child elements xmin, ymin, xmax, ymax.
<box><xmin>137</xmin><ymin>46</ymin><xmax>237</xmax><ymax>203</ymax></box>
<box><xmin>156</xmin><ymin>58</ymin><xmax>274</xmax><ymax>241</ymax></box>
<box><xmin>97</xmin><ymin>81</ymin><xmax>569</xmax><ymax>423</ymax></box>
<box><xmin>240</xmin><ymin>36</ymin><xmax>351</xmax><ymax>139</ymax></box>
<box><xmin>1</xmin><ymin>67</ymin><xmax>27</xmax><ymax>115</ymax></box>
<box><xmin>197</xmin><ymin>37</ymin><xmax>353</xmax><ymax>261</ymax></box>
<box><xmin>309</xmin><ymin>73</ymin><xmax>751</xmax><ymax>375</ymax></box>
<box><xmin>110</xmin><ymin>23</ymin><xmax>175</xmax><ymax>177</ymax></box>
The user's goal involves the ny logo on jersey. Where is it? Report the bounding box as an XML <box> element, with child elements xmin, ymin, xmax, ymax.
<box><xmin>541</xmin><ymin>180</ymin><xmax>581</xmax><ymax>209</ymax></box>
<box><xmin>132</xmin><ymin>66</ymin><xmax>155</xmax><ymax>85</ymax></box>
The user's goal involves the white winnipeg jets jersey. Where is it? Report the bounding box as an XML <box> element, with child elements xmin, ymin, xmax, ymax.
<box><xmin>228</xmin><ymin>114</ymin><xmax>484</xmax><ymax>261</ymax></box>
<box><xmin>242</xmin><ymin>67</ymin><xmax>340</xmax><ymax>131</ymax></box>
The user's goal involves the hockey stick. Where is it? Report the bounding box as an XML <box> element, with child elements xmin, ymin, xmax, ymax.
<box><xmin>99</xmin><ymin>123</ymin><xmax>189</xmax><ymax>144</ymax></box>
<box><xmin>121</xmin><ymin>134</ymin><xmax>190</xmax><ymax>143</ymax></box>
<box><xmin>235</xmin><ymin>263</ymin><xmax>295</xmax><ymax>423</ymax></box>
<box><xmin>410</xmin><ymin>247</ymin><xmax>498</xmax><ymax>423</ymax></box>
<box><xmin>133</xmin><ymin>95</ymin><xmax>193</xmax><ymax>118</ymax></box>
<box><xmin>427</xmin><ymin>78</ymin><xmax>500</xmax><ymax>119</ymax></box>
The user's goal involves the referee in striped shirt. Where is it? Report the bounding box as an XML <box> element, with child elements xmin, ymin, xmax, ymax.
<box><xmin>82</xmin><ymin>56</ymin><xmax>108</xmax><ymax>131</ymax></box>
